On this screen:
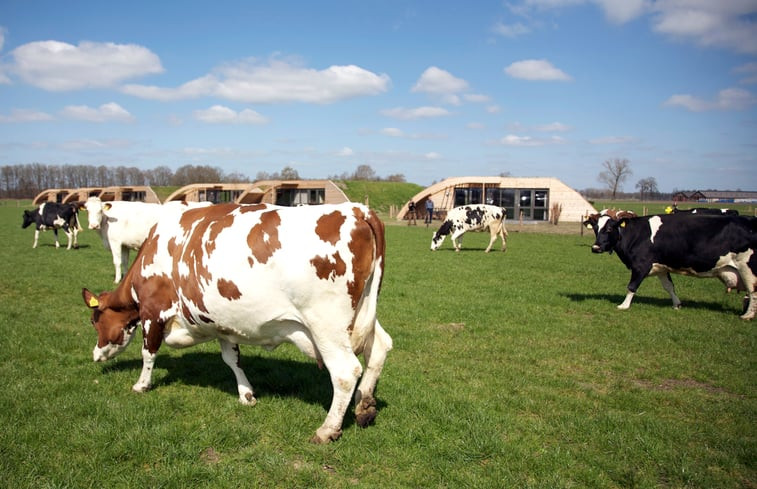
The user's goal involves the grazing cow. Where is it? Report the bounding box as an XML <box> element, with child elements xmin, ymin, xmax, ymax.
<box><xmin>666</xmin><ymin>205</ymin><xmax>739</xmax><ymax>215</ymax></box>
<box><xmin>588</xmin><ymin>212</ymin><xmax>757</xmax><ymax>319</ymax></box>
<box><xmin>82</xmin><ymin>203</ymin><xmax>392</xmax><ymax>443</ymax></box>
<box><xmin>22</xmin><ymin>202</ymin><xmax>81</xmax><ymax>249</ymax></box>
<box><xmin>83</xmin><ymin>197</ymin><xmax>212</xmax><ymax>282</ymax></box>
<box><xmin>430</xmin><ymin>204</ymin><xmax>508</xmax><ymax>253</ymax></box>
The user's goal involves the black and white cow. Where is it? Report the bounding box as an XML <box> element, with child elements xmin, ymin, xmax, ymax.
<box><xmin>588</xmin><ymin>212</ymin><xmax>757</xmax><ymax>319</ymax></box>
<box><xmin>666</xmin><ymin>206</ymin><xmax>739</xmax><ymax>216</ymax></box>
<box><xmin>22</xmin><ymin>202</ymin><xmax>81</xmax><ymax>249</ymax></box>
<box><xmin>430</xmin><ymin>204</ymin><xmax>508</xmax><ymax>253</ymax></box>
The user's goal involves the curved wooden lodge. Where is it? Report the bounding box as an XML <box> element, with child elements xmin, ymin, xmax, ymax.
<box><xmin>397</xmin><ymin>176</ymin><xmax>596</xmax><ymax>223</ymax></box>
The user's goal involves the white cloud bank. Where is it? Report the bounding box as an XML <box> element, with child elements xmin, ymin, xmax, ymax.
<box><xmin>9</xmin><ymin>40</ymin><xmax>163</xmax><ymax>90</ymax></box>
<box><xmin>664</xmin><ymin>87</ymin><xmax>756</xmax><ymax>112</ymax></box>
<box><xmin>123</xmin><ymin>58</ymin><xmax>390</xmax><ymax>104</ymax></box>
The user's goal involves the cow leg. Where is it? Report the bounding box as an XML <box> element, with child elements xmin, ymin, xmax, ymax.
<box><xmin>218</xmin><ymin>339</ymin><xmax>256</xmax><ymax>405</ymax></box>
<box><xmin>354</xmin><ymin>320</ymin><xmax>392</xmax><ymax>428</ymax></box>
<box><xmin>63</xmin><ymin>227</ymin><xmax>74</xmax><ymax>250</ymax></box>
<box><xmin>32</xmin><ymin>229</ymin><xmax>40</xmax><ymax>248</ymax></box>
<box><xmin>500</xmin><ymin>225</ymin><xmax>508</xmax><ymax>252</ymax></box>
<box><xmin>53</xmin><ymin>228</ymin><xmax>61</xmax><ymax>248</ymax></box>
<box><xmin>484</xmin><ymin>227</ymin><xmax>497</xmax><ymax>253</ymax></box>
<box><xmin>451</xmin><ymin>231</ymin><xmax>464</xmax><ymax>252</ymax></box>
<box><xmin>311</xmin><ymin>342</ymin><xmax>363</xmax><ymax>444</ymax></box>
<box><xmin>736</xmin><ymin>260</ymin><xmax>756</xmax><ymax>320</ymax></box>
<box><xmin>133</xmin><ymin>346</ymin><xmax>157</xmax><ymax>392</ymax></box>
<box><xmin>110</xmin><ymin>246</ymin><xmax>129</xmax><ymax>283</ymax></box>
<box><xmin>658</xmin><ymin>273</ymin><xmax>682</xmax><ymax>309</ymax></box>
<box><xmin>618</xmin><ymin>267</ymin><xmax>649</xmax><ymax>310</ymax></box>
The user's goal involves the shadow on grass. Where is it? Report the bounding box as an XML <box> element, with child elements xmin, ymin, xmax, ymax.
<box><xmin>99</xmin><ymin>351</ymin><xmax>388</xmax><ymax>429</ymax></box>
<box><xmin>561</xmin><ymin>292</ymin><xmax>737</xmax><ymax>314</ymax></box>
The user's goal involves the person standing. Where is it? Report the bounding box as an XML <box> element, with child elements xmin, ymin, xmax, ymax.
<box><xmin>407</xmin><ymin>200</ymin><xmax>417</xmax><ymax>225</ymax></box>
<box><xmin>424</xmin><ymin>199</ymin><xmax>434</xmax><ymax>226</ymax></box>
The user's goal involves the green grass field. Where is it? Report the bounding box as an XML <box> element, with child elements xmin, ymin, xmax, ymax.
<box><xmin>0</xmin><ymin>200</ymin><xmax>754</xmax><ymax>488</ymax></box>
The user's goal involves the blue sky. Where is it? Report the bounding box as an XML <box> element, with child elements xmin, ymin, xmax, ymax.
<box><xmin>1</xmin><ymin>0</ymin><xmax>756</xmax><ymax>192</ymax></box>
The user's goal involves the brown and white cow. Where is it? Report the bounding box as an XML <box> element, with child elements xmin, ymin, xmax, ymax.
<box><xmin>82</xmin><ymin>203</ymin><xmax>392</xmax><ymax>443</ymax></box>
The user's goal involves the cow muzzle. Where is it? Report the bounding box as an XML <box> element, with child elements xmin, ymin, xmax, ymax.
<box><xmin>591</xmin><ymin>244</ymin><xmax>603</xmax><ymax>253</ymax></box>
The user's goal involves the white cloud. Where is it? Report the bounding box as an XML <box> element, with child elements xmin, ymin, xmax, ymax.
<box><xmin>492</xmin><ymin>21</ymin><xmax>531</xmax><ymax>38</ymax></box>
<box><xmin>193</xmin><ymin>105</ymin><xmax>268</xmax><ymax>124</ymax></box>
<box><xmin>467</xmin><ymin>122</ymin><xmax>485</xmax><ymax>130</ymax></box>
<box><xmin>380</xmin><ymin>106</ymin><xmax>451</xmax><ymax>120</ymax></box>
<box><xmin>486</xmin><ymin>105</ymin><xmax>502</xmax><ymax>114</ymax></box>
<box><xmin>10</xmin><ymin>40</ymin><xmax>163</xmax><ymax>91</ymax></box>
<box><xmin>651</xmin><ymin>1</ymin><xmax>757</xmax><ymax>54</ymax></box>
<box><xmin>504</xmin><ymin>59</ymin><xmax>572</xmax><ymax>81</ymax></box>
<box><xmin>0</xmin><ymin>108</ymin><xmax>54</xmax><ymax>123</ymax></box>
<box><xmin>336</xmin><ymin>146</ymin><xmax>354</xmax><ymax>156</ymax></box>
<box><xmin>663</xmin><ymin>87</ymin><xmax>756</xmax><ymax>111</ymax></box>
<box><xmin>412</xmin><ymin>66</ymin><xmax>469</xmax><ymax>94</ymax></box>
<box><xmin>124</xmin><ymin>58</ymin><xmax>390</xmax><ymax>104</ymax></box>
<box><xmin>424</xmin><ymin>152</ymin><xmax>442</xmax><ymax>160</ymax></box>
<box><xmin>61</xmin><ymin>102</ymin><xmax>135</xmax><ymax>122</ymax></box>
<box><xmin>499</xmin><ymin>134</ymin><xmax>566</xmax><ymax>146</ymax></box>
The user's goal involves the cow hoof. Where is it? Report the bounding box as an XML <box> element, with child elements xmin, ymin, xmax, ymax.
<box><xmin>310</xmin><ymin>429</ymin><xmax>342</xmax><ymax>444</ymax></box>
<box><xmin>240</xmin><ymin>392</ymin><xmax>257</xmax><ymax>406</ymax></box>
<box><xmin>132</xmin><ymin>383</ymin><xmax>151</xmax><ymax>393</ymax></box>
<box><xmin>356</xmin><ymin>396</ymin><xmax>377</xmax><ymax>428</ymax></box>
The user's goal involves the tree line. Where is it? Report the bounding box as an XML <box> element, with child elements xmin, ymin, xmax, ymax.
<box><xmin>0</xmin><ymin>163</ymin><xmax>406</xmax><ymax>199</ymax></box>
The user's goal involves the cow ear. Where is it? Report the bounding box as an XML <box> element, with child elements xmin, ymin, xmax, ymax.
<box><xmin>103</xmin><ymin>203</ymin><xmax>112</xmax><ymax>212</ymax></box>
<box><xmin>82</xmin><ymin>288</ymin><xmax>100</xmax><ymax>309</ymax></box>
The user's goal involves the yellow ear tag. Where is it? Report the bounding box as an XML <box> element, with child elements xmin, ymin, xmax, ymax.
<box><xmin>89</xmin><ymin>296</ymin><xmax>100</xmax><ymax>307</ymax></box>
<box><xmin>620</xmin><ymin>221</ymin><xmax>626</xmax><ymax>228</ymax></box>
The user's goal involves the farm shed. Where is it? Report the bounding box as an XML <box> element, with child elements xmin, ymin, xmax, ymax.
<box><xmin>165</xmin><ymin>180</ymin><xmax>349</xmax><ymax>206</ymax></box>
<box><xmin>397</xmin><ymin>176</ymin><xmax>596</xmax><ymax>223</ymax></box>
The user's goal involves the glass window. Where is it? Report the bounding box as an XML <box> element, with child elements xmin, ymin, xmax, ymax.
<box><xmin>534</xmin><ymin>190</ymin><xmax>548</xmax><ymax>208</ymax></box>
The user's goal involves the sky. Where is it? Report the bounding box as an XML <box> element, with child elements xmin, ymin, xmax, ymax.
<box><xmin>1</xmin><ymin>0</ymin><xmax>756</xmax><ymax>193</ymax></box>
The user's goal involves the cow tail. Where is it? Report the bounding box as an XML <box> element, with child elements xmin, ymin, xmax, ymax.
<box><xmin>364</xmin><ymin>208</ymin><xmax>386</xmax><ymax>293</ymax></box>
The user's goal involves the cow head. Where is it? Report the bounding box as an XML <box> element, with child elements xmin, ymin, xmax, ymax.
<box><xmin>83</xmin><ymin>197</ymin><xmax>108</xmax><ymax>230</ymax></box>
<box><xmin>430</xmin><ymin>221</ymin><xmax>452</xmax><ymax>250</ymax></box>
<box><xmin>82</xmin><ymin>288</ymin><xmax>140</xmax><ymax>362</ymax></box>
<box><xmin>584</xmin><ymin>209</ymin><xmax>637</xmax><ymax>239</ymax></box>
<box><xmin>21</xmin><ymin>209</ymin><xmax>36</xmax><ymax>228</ymax></box>
<box><xmin>590</xmin><ymin>216</ymin><xmax>626</xmax><ymax>254</ymax></box>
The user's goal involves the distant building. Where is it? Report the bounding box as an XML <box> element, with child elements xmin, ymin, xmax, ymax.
<box><xmin>32</xmin><ymin>186</ymin><xmax>160</xmax><ymax>205</ymax></box>
<box><xmin>164</xmin><ymin>180</ymin><xmax>349</xmax><ymax>205</ymax></box>
<box><xmin>397</xmin><ymin>176</ymin><xmax>596</xmax><ymax>223</ymax></box>
<box><xmin>672</xmin><ymin>190</ymin><xmax>757</xmax><ymax>203</ymax></box>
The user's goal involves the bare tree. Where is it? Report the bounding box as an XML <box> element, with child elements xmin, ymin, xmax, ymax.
<box><xmin>352</xmin><ymin>164</ymin><xmax>376</xmax><ymax>180</ymax></box>
<box><xmin>635</xmin><ymin>177</ymin><xmax>659</xmax><ymax>201</ymax></box>
<box><xmin>598</xmin><ymin>158</ymin><xmax>632</xmax><ymax>200</ymax></box>
<box><xmin>280</xmin><ymin>166</ymin><xmax>300</xmax><ymax>180</ymax></box>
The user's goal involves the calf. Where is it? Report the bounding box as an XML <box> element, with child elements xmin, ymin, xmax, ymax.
<box><xmin>83</xmin><ymin>197</ymin><xmax>212</xmax><ymax>282</ymax></box>
<box><xmin>589</xmin><ymin>212</ymin><xmax>757</xmax><ymax>319</ymax></box>
<box><xmin>430</xmin><ymin>204</ymin><xmax>508</xmax><ymax>253</ymax></box>
<box><xmin>22</xmin><ymin>202</ymin><xmax>81</xmax><ymax>249</ymax></box>
<box><xmin>82</xmin><ymin>203</ymin><xmax>392</xmax><ymax>443</ymax></box>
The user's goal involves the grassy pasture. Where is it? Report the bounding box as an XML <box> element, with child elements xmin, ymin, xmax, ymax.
<box><xmin>0</xmin><ymin>200</ymin><xmax>754</xmax><ymax>488</ymax></box>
